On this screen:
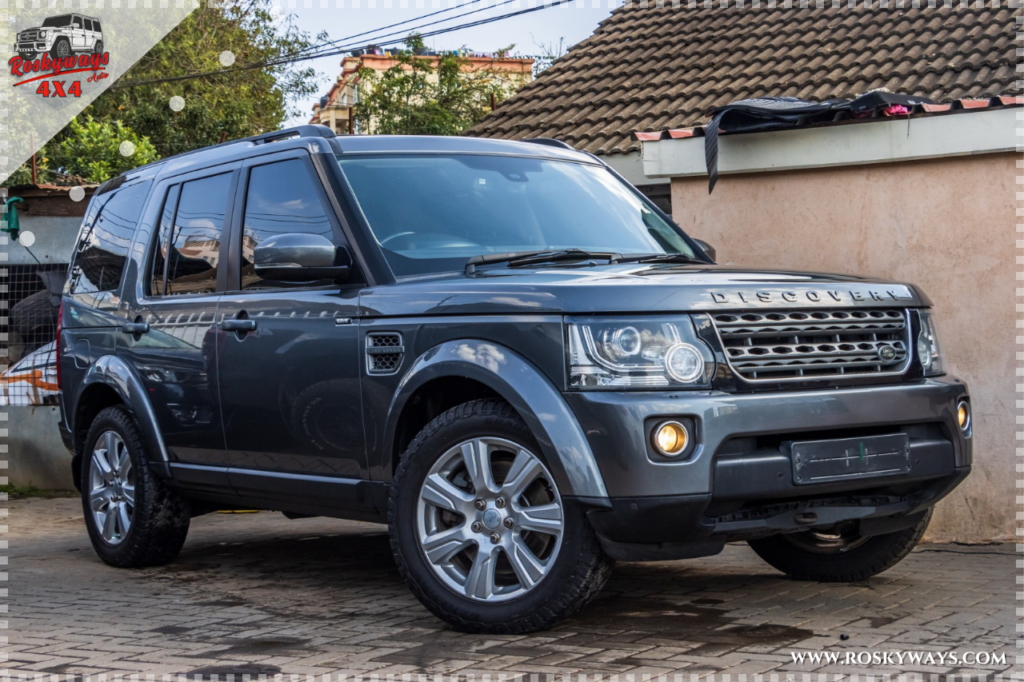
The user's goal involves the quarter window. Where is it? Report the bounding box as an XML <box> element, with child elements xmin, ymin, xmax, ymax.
<box><xmin>162</xmin><ymin>173</ymin><xmax>232</xmax><ymax>296</ymax></box>
<box><xmin>69</xmin><ymin>180</ymin><xmax>152</xmax><ymax>295</ymax></box>
<box><xmin>240</xmin><ymin>159</ymin><xmax>335</xmax><ymax>290</ymax></box>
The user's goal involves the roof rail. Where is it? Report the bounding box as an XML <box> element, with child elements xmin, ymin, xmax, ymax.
<box><xmin>118</xmin><ymin>124</ymin><xmax>337</xmax><ymax>177</ymax></box>
<box><xmin>523</xmin><ymin>138</ymin><xmax>575</xmax><ymax>150</ymax></box>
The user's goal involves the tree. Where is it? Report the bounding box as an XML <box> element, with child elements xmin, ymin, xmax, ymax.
<box><xmin>355</xmin><ymin>35</ymin><xmax>522</xmax><ymax>136</ymax></box>
<box><xmin>5</xmin><ymin>117</ymin><xmax>158</xmax><ymax>185</ymax></box>
<box><xmin>6</xmin><ymin>0</ymin><xmax>325</xmax><ymax>184</ymax></box>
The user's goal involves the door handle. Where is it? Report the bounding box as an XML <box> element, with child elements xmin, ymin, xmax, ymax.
<box><xmin>221</xmin><ymin>318</ymin><xmax>257</xmax><ymax>332</ymax></box>
<box><xmin>121</xmin><ymin>321</ymin><xmax>149</xmax><ymax>334</ymax></box>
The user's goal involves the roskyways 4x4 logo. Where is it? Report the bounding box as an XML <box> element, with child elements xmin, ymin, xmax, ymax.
<box><xmin>9</xmin><ymin>13</ymin><xmax>109</xmax><ymax>108</ymax></box>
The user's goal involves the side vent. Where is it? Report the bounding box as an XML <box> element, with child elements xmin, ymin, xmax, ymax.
<box><xmin>366</xmin><ymin>332</ymin><xmax>405</xmax><ymax>375</ymax></box>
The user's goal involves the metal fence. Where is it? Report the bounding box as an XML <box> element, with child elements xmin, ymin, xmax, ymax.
<box><xmin>2</xmin><ymin>263</ymin><xmax>66</xmax><ymax>406</ymax></box>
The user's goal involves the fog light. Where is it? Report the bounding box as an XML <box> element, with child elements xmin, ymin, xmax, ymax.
<box><xmin>957</xmin><ymin>400</ymin><xmax>971</xmax><ymax>432</ymax></box>
<box><xmin>653</xmin><ymin>421</ymin><xmax>689</xmax><ymax>457</ymax></box>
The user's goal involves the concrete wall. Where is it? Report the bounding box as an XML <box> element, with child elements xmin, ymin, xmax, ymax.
<box><xmin>9</xmin><ymin>406</ymin><xmax>74</xmax><ymax>490</ymax></box>
<box><xmin>671</xmin><ymin>152</ymin><xmax>1016</xmax><ymax>543</ymax></box>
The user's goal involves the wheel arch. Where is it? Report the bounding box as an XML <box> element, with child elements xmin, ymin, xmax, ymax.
<box><xmin>384</xmin><ymin>340</ymin><xmax>608</xmax><ymax>502</ymax></box>
<box><xmin>76</xmin><ymin>355</ymin><xmax>171</xmax><ymax>473</ymax></box>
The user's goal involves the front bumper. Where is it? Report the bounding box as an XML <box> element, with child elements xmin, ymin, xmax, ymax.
<box><xmin>565</xmin><ymin>377</ymin><xmax>971</xmax><ymax>547</ymax></box>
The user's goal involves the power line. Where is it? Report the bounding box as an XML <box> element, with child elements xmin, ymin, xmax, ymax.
<box><xmin>280</xmin><ymin>0</ymin><xmax>497</xmax><ymax>61</ymax></box>
<box><xmin>112</xmin><ymin>0</ymin><xmax>570</xmax><ymax>90</ymax></box>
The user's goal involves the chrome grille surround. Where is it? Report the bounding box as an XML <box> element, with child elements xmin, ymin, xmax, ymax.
<box><xmin>711</xmin><ymin>308</ymin><xmax>911</xmax><ymax>382</ymax></box>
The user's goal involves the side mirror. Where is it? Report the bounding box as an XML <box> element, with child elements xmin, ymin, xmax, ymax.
<box><xmin>693</xmin><ymin>238</ymin><xmax>716</xmax><ymax>262</ymax></box>
<box><xmin>254</xmin><ymin>233</ymin><xmax>352</xmax><ymax>282</ymax></box>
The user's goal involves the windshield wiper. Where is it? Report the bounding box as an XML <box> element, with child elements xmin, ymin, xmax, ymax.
<box><xmin>610</xmin><ymin>252</ymin><xmax>708</xmax><ymax>266</ymax></box>
<box><xmin>466</xmin><ymin>249</ymin><xmax>619</xmax><ymax>274</ymax></box>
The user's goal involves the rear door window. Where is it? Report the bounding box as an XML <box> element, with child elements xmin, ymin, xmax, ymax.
<box><xmin>69</xmin><ymin>180</ymin><xmax>151</xmax><ymax>295</ymax></box>
<box><xmin>162</xmin><ymin>173</ymin><xmax>232</xmax><ymax>296</ymax></box>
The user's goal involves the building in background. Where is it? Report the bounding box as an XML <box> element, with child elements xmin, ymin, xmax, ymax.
<box><xmin>310</xmin><ymin>50</ymin><xmax>534</xmax><ymax>135</ymax></box>
<box><xmin>468</xmin><ymin>6</ymin><xmax>1016</xmax><ymax>214</ymax></box>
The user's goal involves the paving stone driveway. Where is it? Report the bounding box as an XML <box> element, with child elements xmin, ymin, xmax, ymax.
<box><xmin>9</xmin><ymin>497</ymin><xmax>1015</xmax><ymax>677</ymax></box>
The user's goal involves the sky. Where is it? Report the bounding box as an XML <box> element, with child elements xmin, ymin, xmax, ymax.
<box><xmin>284</xmin><ymin>1</ymin><xmax>619</xmax><ymax>125</ymax></box>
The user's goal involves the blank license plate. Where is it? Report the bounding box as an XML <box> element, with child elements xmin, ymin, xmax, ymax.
<box><xmin>790</xmin><ymin>433</ymin><xmax>911</xmax><ymax>485</ymax></box>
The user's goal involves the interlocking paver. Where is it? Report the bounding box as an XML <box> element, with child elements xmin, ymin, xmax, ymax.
<box><xmin>9</xmin><ymin>496</ymin><xmax>1016</xmax><ymax>676</ymax></box>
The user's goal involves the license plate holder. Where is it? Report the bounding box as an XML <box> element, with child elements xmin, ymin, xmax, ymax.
<box><xmin>789</xmin><ymin>433</ymin><xmax>911</xmax><ymax>485</ymax></box>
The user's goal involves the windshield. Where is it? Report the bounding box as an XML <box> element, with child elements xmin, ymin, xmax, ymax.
<box><xmin>336</xmin><ymin>154</ymin><xmax>696</xmax><ymax>277</ymax></box>
<box><xmin>41</xmin><ymin>15</ymin><xmax>73</xmax><ymax>27</ymax></box>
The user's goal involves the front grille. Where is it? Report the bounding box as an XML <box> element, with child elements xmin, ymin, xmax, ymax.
<box><xmin>366</xmin><ymin>332</ymin><xmax>404</xmax><ymax>375</ymax></box>
<box><xmin>711</xmin><ymin>308</ymin><xmax>910</xmax><ymax>381</ymax></box>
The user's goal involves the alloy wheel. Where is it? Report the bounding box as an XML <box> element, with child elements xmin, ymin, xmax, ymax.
<box><xmin>56</xmin><ymin>41</ymin><xmax>70</xmax><ymax>58</ymax></box>
<box><xmin>416</xmin><ymin>437</ymin><xmax>564</xmax><ymax>602</ymax></box>
<box><xmin>89</xmin><ymin>431</ymin><xmax>135</xmax><ymax>545</ymax></box>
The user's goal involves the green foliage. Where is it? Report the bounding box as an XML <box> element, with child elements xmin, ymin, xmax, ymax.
<box><xmin>54</xmin><ymin>116</ymin><xmax>160</xmax><ymax>183</ymax></box>
<box><xmin>355</xmin><ymin>35</ymin><xmax>521</xmax><ymax>136</ymax></box>
<box><xmin>6</xmin><ymin>0</ymin><xmax>325</xmax><ymax>184</ymax></box>
<box><xmin>87</xmin><ymin>0</ymin><xmax>325</xmax><ymax>157</ymax></box>
<box><xmin>6</xmin><ymin>117</ymin><xmax>158</xmax><ymax>185</ymax></box>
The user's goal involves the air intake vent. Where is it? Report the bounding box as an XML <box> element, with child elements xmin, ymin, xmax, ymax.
<box><xmin>711</xmin><ymin>309</ymin><xmax>910</xmax><ymax>382</ymax></box>
<box><xmin>366</xmin><ymin>332</ymin><xmax>404</xmax><ymax>375</ymax></box>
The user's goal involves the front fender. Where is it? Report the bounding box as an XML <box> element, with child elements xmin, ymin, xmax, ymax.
<box><xmin>385</xmin><ymin>340</ymin><xmax>609</xmax><ymax>503</ymax></box>
<box><xmin>81</xmin><ymin>355</ymin><xmax>170</xmax><ymax>467</ymax></box>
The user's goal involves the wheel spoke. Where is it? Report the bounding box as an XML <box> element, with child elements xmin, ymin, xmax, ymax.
<box><xmin>422</xmin><ymin>524</ymin><xmax>474</xmax><ymax>564</ymax></box>
<box><xmin>500</xmin><ymin>449</ymin><xmax>543</xmax><ymax>500</ymax></box>
<box><xmin>89</xmin><ymin>487</ymin><xmax>111</xmax><ymax>512</ymax></box>
<box><xmin>464</xmin><ymin>545</ymin><xmax>499</xmax><ymax>600</ymax></box>
<box><xmin>507</xmin><ymin>535</ymin><xmax>547</xmax><ymax>590</ymax></box>
<box><xmin>116</xmin><ymin>448</ymin><xmax>131</xmax><ymax>480</ymax></box>
<box><xmin>516</xmin><ymin>502</ymin><xmax>563</xmax><ymax>536</ymax></box>
<box><xmin>104</xmin><ymin>431</ymin><xmax>119</xmax><ymax>462</ymax></box>
<box><xmin>91</xmin><ymin>450</ymin><xmax>114</xmax><ymax>483</ymax></box>
<box><xmin>121</xmin><ymin>484</ymin><xmax>136</xmax><ymax>507</ymax></box>
<box><xmin>460</xmin><ymin>439</ymin><xmax>497</xmax><ymax>495</ymax></box>
<box><xmin>421</xmin><ymin>473</ymin><xmax>474</xmax><ymax>514</ymax></box>
<box><xmin>102</xmin><ymin>506</ymin><xmax>117</xmax><ymax>540</ymax></box>
<box><xmin>116</xmin><ymin>502</ymin><xmax>132</xmax><ymax>537</ymax></box>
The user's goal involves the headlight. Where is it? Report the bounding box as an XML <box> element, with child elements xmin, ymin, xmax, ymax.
<box><xmin>567</xmin><ymin>316</ymin><xmax>715</xmax><ymax>389</ymax></box>
<box><xmin>917</xmin><ymin>310</ymin><xmax>944</xmax><ymax>376</ymax></box>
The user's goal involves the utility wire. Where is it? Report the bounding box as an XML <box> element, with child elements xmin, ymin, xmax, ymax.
<box><xmin>112</xmin><ymin>0</ymin><xmax>569</xmax><ymax>90</ymax></box>
<box><xmin>279</xmin><ymin>0</ymin><xmax>496</xmax><ymax>61</ymax></box>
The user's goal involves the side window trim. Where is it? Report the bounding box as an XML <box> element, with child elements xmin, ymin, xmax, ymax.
<box><xmin>146</xmin><ymin>183</ymin><xmax>180</xmax><ymax>297</ymax></box>
<box><xmin>224</xmin><ymin>150</ymin><xmax>352</xmax><ymax>294</ymax></box>
<box><xmin>138</xmin><ymin>164</ymin><xmax>240</xmax><ymax>302</ymax></box>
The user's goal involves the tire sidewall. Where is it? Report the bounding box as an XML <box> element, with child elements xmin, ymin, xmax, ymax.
<box><xmin>51</xmin><ymin>38</ymin><xmax>70</xmax><ymax>59</ymax></box>
<box><xmin>390</xmin><ymin>407</ymin><xmax>595</xmax><ymax>628</ymax></box>
<box><xmin>81</xmin><ymin>408</ymin><xmax>151</xmax><ymax>566</ymax></box>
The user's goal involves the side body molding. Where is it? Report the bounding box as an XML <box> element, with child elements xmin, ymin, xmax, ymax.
<box><xmin>81</xmin><ymin>355</ymin><xmax>171</xmax><ymax>466</ymax></box>
<box><xmin>385</xmin><ymin>340</ymin><xmax>609</xmax><ymax>503</ymax></box>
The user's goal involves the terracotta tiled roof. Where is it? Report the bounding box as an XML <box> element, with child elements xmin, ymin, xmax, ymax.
<box><xmin>467</xmin><ymin>6</ymin><xmax>1020</xmax><ymax>155</ymax></box>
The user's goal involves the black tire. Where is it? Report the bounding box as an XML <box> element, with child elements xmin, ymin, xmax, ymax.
<box><xmin>18</xmin><ymin>51</ymin><xmax>37</xmax><ymax>60</ymax></box>
<box><xmin>81</xmin><ymin>406</ymin><xmax>191</xmax><ymax>568</ymax></box>
<box><xmin>389</xmin><ymin>399</ymin><xmax>613</xmax><ymax>634</ymax></box>
<box><xmin>50</xmin><ymin>38</ymin><xmax>71</xmax><ymax>59</ymax></box>
<box><xmin>10</xmin><ymin>290</ymin><xmax>58</xmax><ymax>341</ymax></box>
<box><xmin>93</xmin><ymin>41</ymin><xmax>103</xmax><ymax>55</ymax></box>
<box><xmin>747</xmin><ymin>509</ymin><xmax>932</xmax><ymax>582</ymax></box>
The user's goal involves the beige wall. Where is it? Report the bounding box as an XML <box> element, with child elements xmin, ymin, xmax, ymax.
<box><xmin>671</xmin><ymin>153</ymin><xmax>1017</xmax><ymax>543</ymax></box>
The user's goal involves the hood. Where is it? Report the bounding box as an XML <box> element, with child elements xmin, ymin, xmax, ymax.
<box><xmin>358</xmin><ymin>264</ymin><xmax>929</xmax><ymax>317</ymax></box>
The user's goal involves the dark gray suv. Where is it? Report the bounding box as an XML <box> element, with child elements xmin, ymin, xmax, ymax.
<box><xmin>58</xmin><ymin>125</ymin><xmax>971</xmax><ymax>633</ymax></box>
